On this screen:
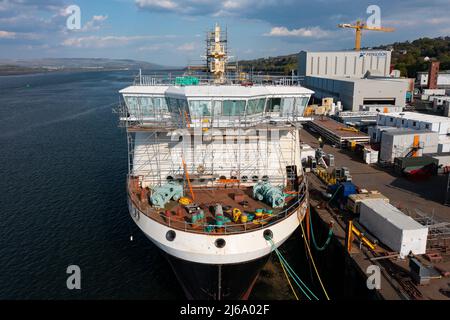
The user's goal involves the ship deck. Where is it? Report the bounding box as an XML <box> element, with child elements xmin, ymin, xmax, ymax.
<box><xmin>128</xmin><ymin>178</ymin><xmax>306</xmax><ymax>235</ymax></box>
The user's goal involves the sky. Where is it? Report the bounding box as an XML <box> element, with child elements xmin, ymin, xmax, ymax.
<box><xmin>0</xmin><ymin>0</ymin><xmax>449</xmax><ymax>66</ymax></box>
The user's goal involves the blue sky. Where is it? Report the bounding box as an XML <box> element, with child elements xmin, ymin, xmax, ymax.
<box><xmin>0</xmin><ymin>0</ymin><xmax>449</xmax><ymax>66</ymax></box>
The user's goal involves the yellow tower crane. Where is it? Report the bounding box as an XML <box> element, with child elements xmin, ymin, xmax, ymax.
<box><xmin>338</xmin><ymin>20</ymin><xmax>395</xmax><ymax>51</ymax></box>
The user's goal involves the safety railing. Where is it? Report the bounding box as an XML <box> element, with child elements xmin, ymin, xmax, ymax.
<box><xmin>134</xmin><ymin>73</ymin><xmax>305</xmax><ymax>87</ymax></box>
<box><xmin>128</xmin><ymin>179</ymin><xmax>307</xmax><ymax>235</ymax></box>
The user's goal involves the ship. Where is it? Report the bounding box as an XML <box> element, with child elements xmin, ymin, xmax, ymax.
<box><xmin>117</xmin><ymin>24</ymin><xmax>314</xmax><ymax>300</ymax></box>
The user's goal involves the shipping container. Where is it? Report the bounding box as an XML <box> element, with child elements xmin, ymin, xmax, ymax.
<box><xmin>393</xmin><ymin>156</ymin><xmax>439</xmax><ymax>173</ymax></box>
<box><xmin>363</xmin><ymin>149</ymin><xmax>379</xmax><ymax>164</ymax></box>
<box><xmin>379</xmin><ymin>129</ymin><xmax>439</xmax><ymax>162</ymax></box>
<box><xmin>300</xmin><ymin>144</ymin><xmax>316</xmax><ymax>165</ymax></box>
<box><xmin>359</xmin><ymin>200</ymin><xmax>428</xmax><ymax>258</ymax></box>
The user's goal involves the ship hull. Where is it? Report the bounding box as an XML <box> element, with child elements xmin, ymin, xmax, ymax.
<box><xmin>163</xmin><ymin>251</ymin><xmax>270</xmax><ymax>300</ymax></box>
<box><xmin>128</xmin><ymin>195</ymin><xmax>307</xmax><ymax>299</ymax></box>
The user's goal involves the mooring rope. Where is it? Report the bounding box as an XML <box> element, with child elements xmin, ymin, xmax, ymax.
<box><xmin>300</xmin><ymin>205</ymin><xmax>331</xmax><ymax>300</ymax></box>
<box><xmin>267</xmin><ymin>238</ymin><xmax>319</xmax><ymax>300</ymax></box>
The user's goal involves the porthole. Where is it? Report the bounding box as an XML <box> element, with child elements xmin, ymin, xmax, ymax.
<box><xmin>263</xmin><ymin>229</ymin><xmax>273</xmax><ymax>240</ymax></box>
<box><xmin>166</xmin><ymin>230</ymin><xmax>176</xmax><ymax>242</ymax></box>
<box><xmin>167</xmin><ymin>176</ymin><xmax>174</xmax><ymax>181</ymax></box>
<box><xmin>241</xmin><ymin>176</ymin><xmax>248</xmax><ymax>182</ymax></box>
<box><xmin>262</xmin><ymin>175</ymin><xmax>269</xmax><ymax>182</ymax></box>
<box><xmin>215</xmin><ymin>238</ymin><xmax>226</xmax><ymax>248</ymax></box>
<box><xmin>219</xmin><ymin>175</ymin><xmax>227</xmax><ymax>180</ymax></box>
<box><xmin>252</xmin><ymin>175</ymin><xmax>259</xmax><ymax>182</ymax></box>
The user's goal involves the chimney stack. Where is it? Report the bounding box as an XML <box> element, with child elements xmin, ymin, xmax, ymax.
<box><xmin>428</xmin><ymin>61</ymin><xmax>440</xmax><ymax>89</ymax></box>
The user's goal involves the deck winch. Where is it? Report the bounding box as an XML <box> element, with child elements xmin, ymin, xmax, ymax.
<box><xmin>150</xmin><ymin>182</ymin><xmax>183</xmax><ymax>208</ymax></box>
<box><xmin>253</xmin><ymin>182</ymin><xmax>285</xmax><ymax>208</ymax></box>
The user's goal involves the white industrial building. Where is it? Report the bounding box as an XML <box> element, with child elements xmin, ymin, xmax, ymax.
<box><xmin>304</xmin><ymin>76</ymin><xmax>409</xmax><ymax>111</ymax></box>
<box><xmin>377</xmin><ymin>112</ymin><xmax>450</xmax><ymax>153</ymax></box>
<box><xmin>298</xmin><ymin>50</ymin><xmax>410</xmax><ymax>111</ymax></box>
<box><xmin>298</xmin><ymin>50</ymin><xmax>392</xmax><ymax>78</ymax></box>
<box><xmin>417</xmin><ymin>71</ymin><xmax>450</xmax><ymax>88</ymax></box>
<box><xmin>431</xmin><ymin>96</ymin><xmax>450</xmax><ymax>113</ymax></box>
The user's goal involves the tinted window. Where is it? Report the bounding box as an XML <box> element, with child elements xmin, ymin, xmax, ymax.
<box><xmin>223</xmin><ymin>100</ymin><xmax>246</xmax><ymax>116</ymax></box>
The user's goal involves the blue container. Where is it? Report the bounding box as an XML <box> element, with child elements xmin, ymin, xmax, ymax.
<box><xmin>340</xmin><ymin>182</ymin><xmax>357</xmax><ymax>199</ymax></box>
<box><xmin>328</xmin><ymin>182</ymin><xmax>357</xmax><ymax>201</ymax></box>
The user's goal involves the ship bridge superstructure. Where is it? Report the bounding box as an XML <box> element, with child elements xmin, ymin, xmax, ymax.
<box><xmin>119</xmin><ymin>82</ymin><xmax>313</xmax><ymax>188</ymax></box>
<box><xmin>119</xmin><ymin>82</ymin><xmax>313</xmax><ymax>130</ymax></box>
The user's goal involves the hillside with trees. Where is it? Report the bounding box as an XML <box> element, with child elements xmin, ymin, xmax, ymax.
<box><xmin>238</xmin><ymin>36</ymin><xmax>450</xmax><ymax>77</ymax></box>
<box><xmin>373</xmin><ymin>36</ymin><xmax>450</xmax><ymax>77</ymax></box>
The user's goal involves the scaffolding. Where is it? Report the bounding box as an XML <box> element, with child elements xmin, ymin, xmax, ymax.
<box><xmin>404</xmin><ymin>208</ymin><xmax>450</xmax><ymax>253</ymax></box>
<box><xmin>117</xmin><ymin>24</ymin><xmax>314</xmax><ymax>235</ymax></box>
<box><xmin>126</xmin><ymin>123</ymin><xmax>301</xmax><ymax>190</ymax></box>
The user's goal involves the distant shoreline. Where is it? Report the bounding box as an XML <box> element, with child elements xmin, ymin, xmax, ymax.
<box><xmin>0</xmin><ymin>66</ymin><xmax>184</xmax><ymax>76</ymax></box>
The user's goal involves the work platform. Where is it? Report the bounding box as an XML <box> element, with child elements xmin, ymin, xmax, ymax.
<box><xmin>307</xmin><ymin>117</ymin><xmax>370</xmax><ymax>147</ymax></box>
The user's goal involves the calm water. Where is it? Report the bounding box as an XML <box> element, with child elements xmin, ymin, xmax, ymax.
<box><xmin>0</xmin><ymin>70</ymin><xmax>184</xmax><ymax>299</ymax></box>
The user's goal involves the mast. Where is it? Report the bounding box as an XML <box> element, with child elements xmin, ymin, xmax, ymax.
<box><xmin>207</xmin><ymin>23</ymin><xmax>228</xmax><ymax>84</ymax></box>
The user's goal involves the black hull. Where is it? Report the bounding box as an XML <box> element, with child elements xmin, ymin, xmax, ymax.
<box><xmin>164</xmin><ymin>253</ymin><xmax>270</xmax><ymax>300</ymax></box>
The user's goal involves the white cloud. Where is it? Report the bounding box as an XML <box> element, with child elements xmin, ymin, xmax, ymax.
<box><xmin>264</xmin><ymin>26</ymin><xmax>331</xmax><ymax>38</ymax></box>
<box><xmin>135</xmin><ymin>0</ymin><xmax>280</xmax><ymax>16</ymax></box>
<box><xmin>62</xmin><ymin>34</ymin><xmax>176</xmax><ymax>48</ymax></box>
<box><xmin>81</xmin><ymin>15</ymin><xmax>108</xmax><ymax>32</ymax></box>
<box><xmin>0</xmin><ymin>30</ymin><xmax>16</xmax><ymax>38</ymax></box>
<box><xmin>136</xmin><ymin>0</ymin><xmax>179</xmax><ymax>10</ymax></box>
<box><xmin>177</xmin><ymin>42</ymin><xmax>196</xmax><ymax>51</ymax></box>
<box><xmin>138</xmin><ymin>44</ymin><xmax>164</xmax><ymax>52</ymax></box>
<box><xmin>92</xmin><ymin>15</ymin><xmax>108</xmax><ymax>22</ymax></box>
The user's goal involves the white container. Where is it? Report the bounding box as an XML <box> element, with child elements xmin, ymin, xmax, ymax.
<box><xmin>300</xmin><ymin>144</ymin><xmax>316</xmax><ymax>164</ymax></box>
<box><xmin>423</xmin><ymin>89</ymin><xmax>445</xmax><ymax>96</ymax></box>
<box><xmin>359</xmin><ymin>200</ymin><xmax>428</xmax><ymax>258</ymax></box>
<box><xmin>438</xmin><ymin>142</ymin><xmax>450</xmax><ymax>153</ymax></box>
<box><xmin>364</xmin><ymin>149</ymin><xmax>379</xmax><ymax>164</ymax></box>
<box><xmin>379</xmin><ymin>130</ymin><xmax>439</xmax><ymax>162</ymax></box>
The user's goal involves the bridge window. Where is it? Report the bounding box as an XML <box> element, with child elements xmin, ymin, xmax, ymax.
<box><xmin>212</xmin><ymin>100</ymin><xmax>223</xmax><ymax>116</ymax></box>
<box><xmin>223</xmin><ymin>100</ymin><xmax>246</xmax><ymax>116</ymax></box>
<box><xmin>156</xmin><ymin>97</ymin><xmax>169</xmax><ymax>113</ymax></box>
<box><xmin>189</xmin><ymin>100</ymin><xmax>212</xmax><ymax>117</ymax></box>
<box><xmin>124</xmin><ymin>96</ymin><xmax>139</xmax><ymax>115</ymax></box>
<box><xmin>247</xmin><ymin>98</ymin><xmax>266</xmax><ymax>115</ymax></box>
<box><xmin>295</xmin><ymin>97</ymin><xmax>309</xmax><ymax>116</ymax></box>
<box><xmin>125</xmin><ymin>96</ymin><xmax>169</xmax><ymax>117</ymax></box>
<box><xmin>281</xmin><ymin>98</ymin><xmax>295</xmax><ymax>116</ymax></box>
<box><xmin>166</xmin><ymin>97</ymin><xmax>188</xmax><ymax>114</ymax></box>
<box><xmin>266</xmin><ymin>98</ymin><xmax>282</xmax><ymax>113</ymax></box>
<box><xmin>139</xmin><ymin>97</ymin><xmax>155</xmax><ymax>116</ymax></box>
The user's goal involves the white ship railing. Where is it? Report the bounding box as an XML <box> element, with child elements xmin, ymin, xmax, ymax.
<box><xmin>134</xmin><ymin>73</ymin><xmax>305</xmax><ymax>87</ymax></box>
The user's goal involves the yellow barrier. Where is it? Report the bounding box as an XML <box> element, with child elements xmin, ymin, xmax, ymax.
<box><xmin>315</xmin><ymin>168</ymin><xmax>336</xmax><ymax>186</ymax></box>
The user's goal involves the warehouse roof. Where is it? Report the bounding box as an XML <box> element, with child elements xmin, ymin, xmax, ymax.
<box><xmin>382</xmin><ymin>112</ymin><xmax>450</xmax><ymax>123</ymax></box>
<box><xmin>382</xmin><ymin>129</ymin><xmax>435</xmax><ymax>136</ymax></box>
